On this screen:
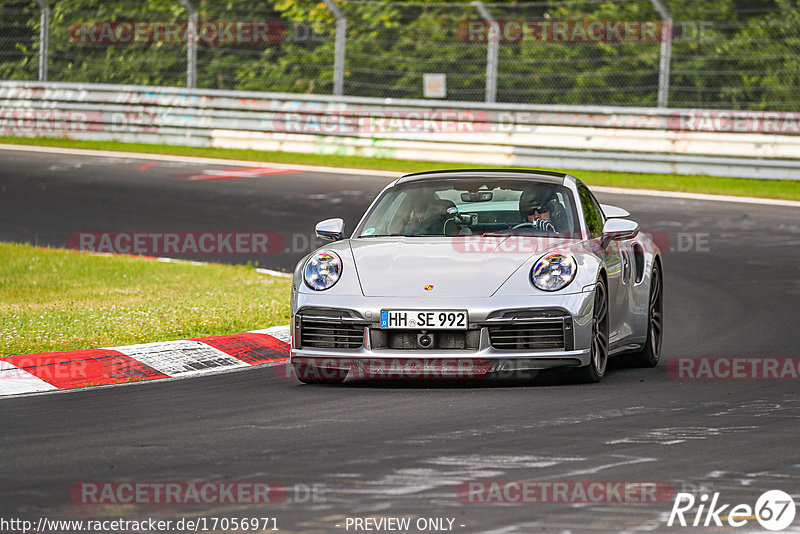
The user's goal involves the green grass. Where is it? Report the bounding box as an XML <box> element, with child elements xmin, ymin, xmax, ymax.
<box><xmin>2</xmin><ymin>136</ymin><xmax>800</xmax><ymax>201</ymax></box>
<box><xmin>0</xmin><ymin>242</ymin><xmax>291</xmax><ymax>357</ymax></box>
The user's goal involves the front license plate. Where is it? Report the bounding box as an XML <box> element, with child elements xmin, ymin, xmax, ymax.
<box><xmin>380</xmin><ymin>309</ymin><xmax>468</xmax><ymax>330</ymax></box>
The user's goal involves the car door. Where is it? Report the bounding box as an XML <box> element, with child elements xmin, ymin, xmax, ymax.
<box><xmin>577</xmin><ymin>183</ymin><xmax>626</xmax><ymax>347</ymax></box>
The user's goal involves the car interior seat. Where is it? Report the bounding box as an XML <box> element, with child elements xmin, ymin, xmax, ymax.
<box><xmin>548</xmin><ymin>199</ymin><xmax>569</xmax><ymax>235</ymax></box>
<box><xmin>419</xmin><ymin>199</ymin><xmax>457</xmax><ymax>235</ymax></box>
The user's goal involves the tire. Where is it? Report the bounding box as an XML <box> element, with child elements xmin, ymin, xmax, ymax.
<box><xmin>293</xmin><ymin>362</ymin><xmax>348</xmax><ymax>384</ymax></box>
<box><xmin>630</xmin><ymin>263</ymin><xmax>663</xmax><ymax>368</ymax></box>
<box><xmin>573</xmin><ymin>277</ymin><xmax>609</xmax><ymax>383</ymax></box>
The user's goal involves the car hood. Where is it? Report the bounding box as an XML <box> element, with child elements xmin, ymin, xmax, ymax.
<box><xmin>349</xmin><ymin>236</ymin><xmax>572</xmax><ymax>297</ymax></box>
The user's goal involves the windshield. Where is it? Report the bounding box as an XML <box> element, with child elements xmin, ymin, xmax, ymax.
<box><xmin>355</xmin><ymin>178</ymin><xmax>581</xmax><ymax>239</ymax></box>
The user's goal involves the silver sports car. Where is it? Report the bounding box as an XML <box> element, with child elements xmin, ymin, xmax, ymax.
<box><xmin>290</xmin><ymin>169</ymin><xmax>663</xmax><ymax>384</ymax></box>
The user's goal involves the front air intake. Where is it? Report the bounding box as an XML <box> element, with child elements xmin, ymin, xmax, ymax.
<box><xmin>486</xmin><ymin>311</ymin><xmax>570</xmax><ymax>350</ymax></box>
<box><xmin>299</xmin><ymin>317</ymin><xmax>364</xmax><ymax>349</ymax></box>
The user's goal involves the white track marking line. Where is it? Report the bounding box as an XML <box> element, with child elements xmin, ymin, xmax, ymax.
<box><xmin>0</xmin><ymin>360</ymin><xmax>58</xmax><ymax>396</ymax></box>
<box><xmin>83</xmin><ymin>252</ymin><xmax>292</xmax><ymax>278</ymax></box>
<box><xmin>110</xmin><ymin>340</ymin><xmax>248</xmax><ymax>377</ymax></box>
<box><xmin>0</xmin><ymin>329</ymin><xmax>292</xmax><ymax>399</ymax></box>
<box><xmin>189</xmin><ymin>167</ymin><xmax>296</xmax><ymax>180</ymax></box>
<box><xmin>0</xmin><ymin>359</ymin><xmax>289</xmax><ymax>400</ymax></box>
<box><xmin>0</xmin><ymin>144</ymin><xmax>399</xmax><ymax>177</ymax></box>
<box><xmin>255</xmin><ymin>267</ymin><xmax>292</xmax><ymax>279</ymax></box>
<box><xmin>593</xmin><ymin>185</ymin><xmax>800</xmax><ymax>207</ymax></box>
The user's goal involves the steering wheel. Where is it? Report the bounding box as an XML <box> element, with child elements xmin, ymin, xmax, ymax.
<box><xmin>511</xmin><ymin>221</ymin><xmax>561</xmax><ymax>235</ymax></box>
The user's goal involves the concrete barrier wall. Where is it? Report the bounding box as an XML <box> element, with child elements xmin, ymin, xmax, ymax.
<box><xmin>2</xmin><ymin>81</ymin><xmax>800</xmax><ymax>180</ymax></box>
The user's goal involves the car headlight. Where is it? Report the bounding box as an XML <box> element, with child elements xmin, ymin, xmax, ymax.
<box><xmin>531</xmin><ymin>253</ymin><xmax>577</xmax><ymax>291</ymax></box>
<box><xmin>304</xmin><ymin>251</ymin><xmax>342</xmax><ymax>291</ymax></box>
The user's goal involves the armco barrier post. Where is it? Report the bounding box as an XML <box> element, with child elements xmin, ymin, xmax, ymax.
<box><xmin>179</xmin><ymin>0</ymin><xmax>198</xmax><ymax>88</ymax></box>
<box><xmin>649</xmin><ymin>0</ymin><xmax>672</xmax><ymax>108</ymax></box>
<box><xmin>322</xmin><ymin>0</ymin><xmax>346</xmax><ymax>96</ymax></box>
<box><xmin>34</xmin><ymin>0</ymin><xmax>49</xmax><ymax>81</ymax></box>
<box><xmin>472</xmin><ymin>1</ymin><xmax>498</xmax><ymax>104</ymax></box>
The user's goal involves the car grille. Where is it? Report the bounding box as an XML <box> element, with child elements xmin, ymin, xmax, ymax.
<box><xmin>487</xmin><ymin>313</ymin><xmax>568</xmax><ymax>350</ymax></box>
<box><xmin>300</xmin><ymin>318</ymin><xmax>364</xmax><ymax>349</ymax></box>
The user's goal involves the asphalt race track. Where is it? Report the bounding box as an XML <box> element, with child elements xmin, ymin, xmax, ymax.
<box><xmin>1</xmin><ymin>148</ymin><xmax>799</xmax><ymax>533</ymax></box>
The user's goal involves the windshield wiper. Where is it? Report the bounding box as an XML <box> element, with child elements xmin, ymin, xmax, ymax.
<box><xmin>359</xmin><ymin>233</ymin><xmax>412</xmax><ymax>238</ymax></box>
<box><xmin>360</xmin><ymin>233</ymin><xmax>443</xmax><ymax>238</ymax></box>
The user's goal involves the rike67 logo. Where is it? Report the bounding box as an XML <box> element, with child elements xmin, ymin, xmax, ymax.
<box><xmin>667</xmin><ymin>490</ymin><xmax>796</xmax><ymax>531</ymax></box>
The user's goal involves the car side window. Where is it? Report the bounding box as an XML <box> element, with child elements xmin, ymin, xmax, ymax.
<box><xmin>578</xmin><ymin>184</ymin><xmax>605</xmax><ymax>238</ymax></box>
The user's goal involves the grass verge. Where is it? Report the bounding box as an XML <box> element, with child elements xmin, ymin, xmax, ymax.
<box><xmin>2</xmin><ymin>136</ymin><xmax>800</xmax><ymax>201</ymax></box>
<box><xmin>0</xmin><ymin>242</ymin><xmax>291</xmax><ymax>357</ymax></box>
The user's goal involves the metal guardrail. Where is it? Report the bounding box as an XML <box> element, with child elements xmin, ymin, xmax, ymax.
<box><xmin>2</xmin><ymin>81</ymin><xmax>800</xmax><ymax>180</ymax></box>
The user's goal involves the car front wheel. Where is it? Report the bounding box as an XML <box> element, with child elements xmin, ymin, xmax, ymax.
<box><xmin>631</xmin><ymin>263</ymin><xmax>663</xmax><ymax>367</ymax></box>
<box><xmin>574</xmin><ymin>277</ymin><xmax>609</xmax><ymax>383</ymax></box>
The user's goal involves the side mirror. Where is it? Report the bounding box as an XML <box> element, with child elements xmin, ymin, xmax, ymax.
<box><xmin>315</xmin><ymin>218</ymin><xmax>345</xmax><ymax>242</ymax></box>
<box><xmin>601</xmin><ymin>218</ymin><xmax>639</xmax><ymax>248</ymax></box>
<box><xmin>600</xmin><ymin>204</ymin><xmax>630</xmax><ymax>218</ymax></box>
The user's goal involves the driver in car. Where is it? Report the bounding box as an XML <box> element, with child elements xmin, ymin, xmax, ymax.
<box><xmin>519</xmin><ymin>191</ymin><xmax>557</xmax><ymax>233</ymax></box>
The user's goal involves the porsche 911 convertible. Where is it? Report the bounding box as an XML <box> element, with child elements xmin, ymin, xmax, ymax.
<box><xmin>290</xmin><ymin>169</ymin><xmax>663</xmax><ymax>384</ymax></box>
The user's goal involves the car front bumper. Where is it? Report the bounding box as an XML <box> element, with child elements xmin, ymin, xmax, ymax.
<box><xmin>290</xmin><ymin>290</ymin><xmax>596</xmax><ymax>377</ymax></box>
